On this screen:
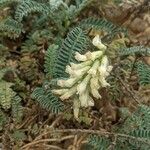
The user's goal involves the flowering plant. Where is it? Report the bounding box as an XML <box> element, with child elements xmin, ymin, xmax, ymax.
<box><xmin>52</xmin><ymin>35</ymin><xmax>113</xmax><ymax>119</ymax></box>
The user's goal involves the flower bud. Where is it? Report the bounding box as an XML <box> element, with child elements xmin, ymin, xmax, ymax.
<box><xmin>99</xmin><ymin>77</ymin><xmax>110</xmax><ymax>87</ymax></box>
<box><xmin>65</xmin><ymin>65</ymin><xmax>74</xmax><ymax>76</ymax></box>
<box><xmin>72</xmin><ymin>66</ymin><xmax>90</xmax><ymax>77</ymax></box>
<box><xmin>85</xmin><ymin>51</ymin><xmax>103</xmax><ymax>61</ymax></box>
<box><xmin>57</xmin><ymin>78</ymin><xmax>77</xmax><ymax>88</ymax></box>
<box><xmin>77</xmin><ymin>74</ymin><xmax>91</xmax><ymax>94</ymax></box>
<box><xmin>90</xmin><ymin>76</ymin><xmax>100</xmax><ymax>89</ymax></box>
<box><xmin>92</xmin><ymin>35</ymin><xmax>107</xmax><ymax>50</ymax></box>
<box><xmin>91</xmin><ymin>88</ymin><xmax>101</xmax><ymax>99</ymax></box>
<box><xmin>88</xmin><ymin>97</ymin><xmax>94</xmax><ymax>106</ymax></box>
<box><xmin>60</xmin><ymin>86</ymin><xmax>77</xmax><ymax>100</ymax></box>
<box><xmin>70</xmin><ymin>60</ymin><xmax>92</xmax><ymax>70</ymax></box>
<box><xmin>88</xmin><ymin>60</ymin><xmax>100</xmax><ymax>76</ymax></box>
<box><xmin>75</xmin><ymin>52</ymin><xmax>87</xmax><ymax>61</ymax></box>
<box><xmin>79</xmin><ymin>90</ymin><xmax>89</xmax><ymax>107</ymax></box>
<box><xmin>73</xmin><ymin>98</ymin><xmax>80</xmax><ymax>119</ymax></box>
<box><xmin>98</xmin><ymin>55</ymin><xmax>109</xmax><ymax>77</ymax></box>
<box><xmin>52</xmin><ymin>89</ymin><xmax>68</xmax><ymax>95</ymax></box>
<box><xmin>107</xmin><ymin>65</ymin><xmax>113</xmax><ymax>72</ymax></box>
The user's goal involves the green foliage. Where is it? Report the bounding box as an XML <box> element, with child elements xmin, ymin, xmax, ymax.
<box><xmin>15</xmin><ymin>0</ymin><xmax>50</xmax><ymax>22</ymax></box>
<box><xmin>11</xmin><ymin>130</ymin><xmax>27</xmax><ymax>141</ymax></box>
<box><xmin>52</xmin><ymin>27</ymin><xmax>90</xmax><ymax>78</ymax></box>
<box><xmin>88</xmin><ymin>105</ymin><xmax>150</xmax><ymax>150</ymax></box>
<box><xmin>44</xmin><ymin>44</ymin><xmax>59</xmax><ymax>77</ymax></box>
<box><xmin>79</xmin><ymin>17</ymin><xmax>117</xmax><ymax>32</ymax></box>
<box><xmin>0</xmin><ymin>81</ymin><xmax>15</xmax><ymax>110</ymax></box>
<box><xmin>21</xmin><ymin>29</ymin><xmax>53</xmax><ymax>52</ymax></box>
<box><xmin>130</xmin><ymin>129</ymin><xmax>150</xmax><ymax>139</ymax></box>
<box><xmin>0</xmin><ymin>110</ymin><xmax>7</xmax><ymax>130</ymax></box>
<box><xmin>79</xmin><ymin>17</ymin><xmax>126</xmax><ymax>34</ymax></box>
<box><xmin>0</xmin><ymin>66</ymin><xmax>23</xmax><ymax>124</ymax></box>
<box><xmin>88</xmin><ymin>134</ymin><xmax>111</xmax><ymax>150</ymax></box>
<box><xmin>136</xmin><ymin>62</ymin><xmax>150</xmax><ymax>86</ymax></box>
<box><xmin>0</xmin><ymin>17</ymin><xmax>24</xmax><ymax>38</ymax></box>
<box><xmin>119</xmin><ymin>46</ymin><xmax>150</xmax><ymax>56</ymax></box>
<box><xmin>1</xmin><ymin>1</ymin><xmax>150</xmax><ymax>149</ymax></box>
<box><xmin>0</xmin><ymin>0</ymin><xmax>20</xmax><ymax>8</ymax></box>
<box><xmin>79</xmin><ymin>17</ymin><xmax>127</xmax><ymax>43</ymax></box>
<box><xmin>32</xmin><ymin>85</ymin><xmax>64</xmax><ymax>113</ymax></box>
<box><xmin>11</xmin><ymin>96</ymin><xmax>23</xmax><ymax>123</ymax></box>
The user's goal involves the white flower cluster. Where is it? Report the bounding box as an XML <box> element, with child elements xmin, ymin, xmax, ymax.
<box><xmin>52</xmin><ymin>35</ymin><xmax>113</xmax><ymax>119</ymax></box>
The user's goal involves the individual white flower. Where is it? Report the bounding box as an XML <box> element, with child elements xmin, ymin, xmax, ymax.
<box><xmin>85</xmin><ymin>51</ymin><xmax>103</xmax><ymax>61</ymax></box>
<box><xmin>99</xmin><ymin>76</ymin><xmax>110</xmax><ymax>87</ymax></box>
<box><xmin>71</xmin><ymin>66</ymin><xmax>90</xmax><ymax>77</ymax></box>
<box><xmin>90</xmin><ymin>76</ymin><xmax>100</xmax><ymax>89</ymax></box>
<box><xmin>73</xmin><ymin>98</ymin><xmax>80</xmax><ymax>119</ymax></box>
<box><xmin>92</xmin><ymin>35</ymin><xmax>107</xmax><ymax>50</ymax></box>
<box><xmin>91</xmin><ymin>88</ymin><xmax>101</xmax><ymax>99</ymax></box>
<box><xmin>90</xmin><ymin>76</ymin><xmax>101</xmax><ymax>99</ymax></box>
<box><xmin>75</xmin><ymin>52</ymin><xmax>87</xmax><ymax>61</ymax></box>
<box><xmin>65</xmin><ymin>65</ymin><xmax>74</xmax><ymax>76</ymax></box>
<box><xmin>52</xmin><ymin>89</ymin><xmax>68</xmax><ymax>95</ymax></box>
<box><xmin>107</xmin><ymin>65</ymin><xmax>113</xmax><ymax>72</ymax></box>
<box><xmin>60</xmin><ymin>85</ymin><xmax>77</xmax><ymax>100</ymax></box>
<box><xmin>88</xmin><ymin>96</ymin><xmax>94</xmax><ymax>106</ymax></box>
<box><xmin>70</xmin><ymin>60</ymin><xmax>92</xmax><ymax>70</ymax></box>
<box><xmin>88</xmin><ymin>60</ymin><xmax>100</xmax><ymax>76</ymax></box>
<box><xmin>77</xmin><ymin>74</ymin><xmax>91</xmax><ymax>94</ymax></box>
<box><xmin>57</xmin><ymin>78</ymin><xmax>78</xmax><ymax>88</ymax></box>
<box><xmin>98</xmin><ymin>55</ymin><xmax>109</xmax><ymax>77</ymax></box>
<box><xmin>79</xmin><ymin>89</ymin><xmax>89</xmax><ymax>107</ymax></box>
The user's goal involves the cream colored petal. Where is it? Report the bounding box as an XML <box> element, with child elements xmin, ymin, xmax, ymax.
<box><xmin>79</xmin><ymin>90</ymin><xmax>89</xmax><ymax>107</ymax></box>
<box><xmin>85</xmin><ymin>51</ymin><xmax>103</xmax><ymax>61</ymax></box>
<box><xmin>90</xmin><ymin>77</ymin><xmax>100</xmax><ymax>90</ymax></box>
<box><xmin>70</xmin><ymin>60</ymin><xmax>92</xmax><ymax>70</ymax></box>
<box><xmin>99</xmin><ymin>77</ymin><xmax>110</xmax><ymax>87</ymax></box>
<box><xmin>88</xmin><ymin>97</ymin><xmax>94</xmax><ymax>106</ymax></box>
<box><xmin>107</xmin><ymin>65</ymin><xmax>113</xmax><ymax>72</ymax></box>
<box><xmin>77</xmin><ymin>74</ymin><xmax>91</xmax><ymax>95</ymax></box>
<box><xmin>92</xmin><ymin>35</ymin><xmax>107</xmax><ymax>50</ymax></box>
<box><xmin>72</xmin><ymin>66</ymin><xmax>90</xmax><ymax>78</ymax></box>
<box><xmin>88</xmin><ymin>60</ymin><xmax>100</xmax><ymax>76</ymax></box>
<box><xmin>51</xmin><ymin>89</ymin><xmax>68</xmax><ymax>95</ymax></box>
<box><xmin>65</xmin><ymin>65</ymin><xmax>74</xmax><ymax>76</ymax></box>
<box><xmin>60</xmin><ymin>86</ymin><xmax>77</xmax><ymax>100</ymax></box>
<box><xmin>73</xmin><ymin>98</ymin><xmax>80</xmax><ymax>119</ymax></box>
<box><xmin>75</xmin><ymin>52</ymin><xmax>87</xmax><ymax>61</ymax></box>
<box><xmin>57</xmin><ymin>78</ymin><xmax>77</xmax><ymax>88</ymax></box>
<box><xmin>91</xmin><ymin>88</ymin><xmax>101</xmax><ymax>99</ymax></box>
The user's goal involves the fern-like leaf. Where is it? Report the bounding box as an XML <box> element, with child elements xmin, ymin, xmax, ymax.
<box><xmin>15</xmin><ymin>0</ymin><xmax>50</xmax><ymax>22</ymax></box>
<box><xmin>32</xmin><ymin>86</ymin><xmax>64</xmax><ymax>113</ymax></box>
<box><xmin>0</xmin><ymin>0</ymin><xmax>20</xmax><ymax>8</ymax></box>
<box><xmin>130</xmin><ymin>129</ymin><xmax>150</xmax><ymax>139</ymax></box>
<box><xmin>0</xmin><ymin>81</ymin><xmax>15</xmax><ymax>110</ymax></box>
<box><xmin>44</xmin><ymin>44</ymin><xmax>58</xmax><ymax>77</ymax></box>
<box><xmin>11</xmin><ymin>96</ymin><xmax>23</xmax><ymax>123</ymax></box>
<box><xmin>0</xmin><ymin>18</ymin><xmax>24</xmax><ymax>38</ymax></box>
<box><xmin>53</xmin><ymin>27</ymin><xmax>89</xmax><ymax>78</ymax></box>
<box><xmin>88</xmin><ymin>134</ymin><xmax>110</xmax><ymax>150</ymax></box>
<box><xmin>136</xmin><ymin>62</ymin><xmax>150</xmax><ymax>85</ymax></box>
<box><xmin>119</xmin><ymin>46</ymin><xmax>150</xmax><ymax>56</ymax></box>
<box><xmin>79</xmin><ymin>17</ymin><xmax>125</xmax><ymax>33</ymax></box>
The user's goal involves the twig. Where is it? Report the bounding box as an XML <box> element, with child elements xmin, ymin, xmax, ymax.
<box><xmin>42</xmin><ymin>144</ymin><xmax>64</xmax><ymax>150</ymax></box>
<box><xmin>17</xmin><ymin>115</ymin><xmax>38</xmax><ymax>129</ymax></box>
<box><xmin>35</xmin><ymin>128</ymin><xmax>150</xmax><ymax>146</ymax></box>
<box><xmin>35</xmin><ymin>114</ymin><xmax>63</xmax><ymax>140</ymax></box>
<box><xmin>116</xmin><ymin>76</ymin><xmax>140</xmax><ymax>104</ymax></box>
<box><xmin>21</xmin><ymin>135</ymin><xmax>74</xmax><ymax>149</ymax></box>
